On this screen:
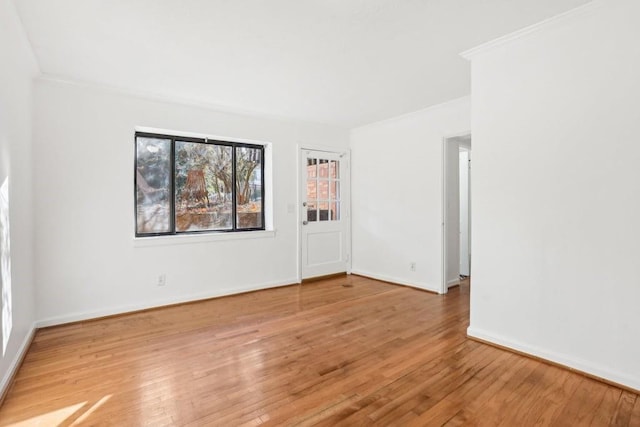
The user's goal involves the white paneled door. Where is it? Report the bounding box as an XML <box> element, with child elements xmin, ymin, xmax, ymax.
<box><xmin>300</xmin><ymin>149</ymin><xmax>349</xmax><ymax>280</ymax></box>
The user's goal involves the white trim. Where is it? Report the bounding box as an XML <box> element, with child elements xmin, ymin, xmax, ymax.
<box><xmin>133</xmin><ymin>229</ymin><xmax>276</xmax><ymax>248</ymax></box>
<box><xmin>467</xmin><ymin>326</ymin><xmax>640</xmax><ymax>392</ymax></box>
<box><xmin>0</xmin><ymin>323</ymin><xmax>36</xmax><ymax>397</ymax></box>
<box><xmin>135</xmin><ymin>126</ymin><xmax>271</xmax><ymax>147</ymax></box>
<box><xmin>346</xmin><ymin>148</ymin><xmax>353</xmax><ymax>276</ymax></box>
<box><xmin>296</xmin><ymin>144</ymin><xmax>302</xmax><ymax>283</ymax></box>
<box><xmin>298</xmin><ymin>143</ymin><xmax>348</xmax><ymax>155</ymax></box>
<box><xmin>351</xmin><ymin>96</ymin><xmax>471</xmax><ymax>133</ymax></box>
<box><xmin>36</xmin><ymin>278</ymin><xmax>299</xmax><ymax>328</ymax></box>
<box><xmin>447</xmin><ymin>278</ymin><xmax>461</xmax><ymax>288</ymax></box>
<box><xmin>460</xmin><ymin>1</ymin><xmax>599</xmax><ymax>60</ymax></box>
<box><xmin>351</xmin><ymin>270</ymin><xmax>439</xmax><ymax>294</ymax></box>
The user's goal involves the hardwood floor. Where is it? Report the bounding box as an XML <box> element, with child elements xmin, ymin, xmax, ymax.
<box><xmin>1</xmin><ymin>275</ymin><xmax>638</xmax><ymax>426</ymax></box>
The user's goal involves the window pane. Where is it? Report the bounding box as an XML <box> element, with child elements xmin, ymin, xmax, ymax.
<box><xmin>136</xmin><ymin>137</ymin><xmax>171</xmax><ymax>234</ymax></box>
<box><xmin>318</xmin><ymin>201</ymin><xmax>330</xmax><ymax>221</ymax></box>
<box><xmin>318</xmin><ymin>180</ymin><xmax>329</xmax><ymax>200</ymax></box>
<box><xmin>307</xmin><ymin>158</ymin><xmax>317</xmax><ymax>178</ymax></box>
<box><xmin>306</xmin><ymin>201</ymin><xmax>317</xmax><ymax>222</ymax></box>
<box><xmin>331</xmin><ymin>202</ymin><xmax>340</xmax><ymax>221</ymax></box>
<box><xmin>330</xmin><ymin>160</ymin><xmax>339</xmax><ymax>179</ymax></box>
<box><xmin>175</xmin><ymin>141</ymin><xmax>232</xmax><ymax>232</ymax></box>
<box><xmin>330</xmin><ymin>180</ymin><xmax>340</xmax><ymax>201</ymax></box>
<box><xmin>236</xmin><ymin>146</ymin><xmax>263</xmax><ymax>229</ymax></box>
<box><xmin>319</xmin><ymin>159</ymin><xmax>329</xmax><ymax>178</ymax></box>
<box><xmin>306</xmin><ymin>180</ymin><xmax>317</xmax><ymax>201</ymax></box>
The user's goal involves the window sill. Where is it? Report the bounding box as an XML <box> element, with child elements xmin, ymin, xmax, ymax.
<box><xmin>133</xmin><ymin>229</ymin><xmax>276</xmax><ymax>247</ymax></box>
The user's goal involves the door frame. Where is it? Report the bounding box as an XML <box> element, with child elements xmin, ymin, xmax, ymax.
<box><xmin>297</xmin><ymin>145</ymin><xmax>352</xmax><ymax>283</ymax></box>
<box><xmin>441</xmin><ymin>132</ymin><xmax>471</xmax><ymax>294</ymax></box>
<box><xmin>458</xmin><ymin>148</ymin><xmax>472</xmax><ymax>276</ymax></box>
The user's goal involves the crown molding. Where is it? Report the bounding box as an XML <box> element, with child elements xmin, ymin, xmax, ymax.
<box><xmin>35</xmin><ymin>74</ymin><xmax>348</xmax><ymax>130</ymax></box>
<box><xmin>460</xmin><ymin>1</ymin><xmax>599</xmax><ymax>61</ymax></box>
<box><xmin>351</xmin><ymin>95</ymin><xmax>470</xmax><ymax>132</ymax></box>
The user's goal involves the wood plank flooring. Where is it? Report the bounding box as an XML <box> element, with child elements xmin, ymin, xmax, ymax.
<box><xmin>0</xmin><ymin>275</ymin><xmax>638</xmax><ymax>426</ymax></box>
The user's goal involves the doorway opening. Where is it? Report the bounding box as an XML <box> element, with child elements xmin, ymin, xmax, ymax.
<box><xmin>442</xmin><ymin>134</ymin><xmax>471</xmax><ymax>294</ymax></box>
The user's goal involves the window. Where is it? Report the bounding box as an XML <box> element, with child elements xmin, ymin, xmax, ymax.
<box><xmin>135</xmin><ymin>132</ymin><xmax>264</xmax><ymax>237</ymax></box>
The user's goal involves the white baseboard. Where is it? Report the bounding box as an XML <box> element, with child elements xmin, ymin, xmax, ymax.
<box><xmin>467</xmin><ymin>326</ymin><xmax>640</xmax><ymax>392</ymax></box>
<box><xmin>350</xmin><ymin>269</ymin><xmax>440</xmax><ymax>294</ymax></box>
<box><xmin>0</xmin><ymin>323</ymin><xmax>36</xmax><ymax>398</ymax></box>
<box><xmin>36</xmin><ymin>278</ymin><xmax>299</xmax><ymax>328</ymax></box>
<box><xmin>447</xmin><ymin>278</ymin><xmax>460</xmax><ymax>288</ymax></box>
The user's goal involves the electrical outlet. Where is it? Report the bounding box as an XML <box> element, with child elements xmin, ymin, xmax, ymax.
<box><xmin>410</xmin><ymin>262</ymin><xmax>416</xmax><ymax>272</ymax></box>
<box><xmin>158</xmin><ymin>274</ymin><xmax>166</xmax><ymax>286</ymax></box>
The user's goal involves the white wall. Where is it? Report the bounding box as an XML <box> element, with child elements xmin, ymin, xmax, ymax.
<box><xmin>33</xmin><ymin>78</ymin><xmax>349</xmax><ymax>325</ymax></box>
<box><xmin>0</xmin><ymin>0</ymin><xmax>39</xmax><ymax>391</ymax></box>
<box><xmin>467</xmin><ymin>0</ymin><xmax>640</xmax><ymax>389</ymax></box>
<box><xmin>350</xmin><ymin>97</ymin><xmax>470</xmax><ymax>292</ymax></box>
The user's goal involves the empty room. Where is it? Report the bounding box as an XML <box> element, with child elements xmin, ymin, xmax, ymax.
<box><xmin>0</xmin><ymin>0</ymin><xmax>639</xmax><ymax>425</ymax></box>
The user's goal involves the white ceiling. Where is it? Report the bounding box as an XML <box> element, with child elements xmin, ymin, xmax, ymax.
<box><xmin>14</xmin><ymin>0</ymin><xmax>590</xmax><ymax>127</ymax></box>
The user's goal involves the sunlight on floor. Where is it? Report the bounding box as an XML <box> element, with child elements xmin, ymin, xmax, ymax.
<box><xmin>6</xmin><ymin>395</ymin><xmax>111</xmax><ymax>427</ymax></box>
<box><xmin>10</xmin><ymin>403</ymin><xmax>85</xmax><ymax>427</ymax></box>
<box><xmin>70</xmin><ymin>395</ymin><xmax>112</xmax><ymax>426</ymax></box>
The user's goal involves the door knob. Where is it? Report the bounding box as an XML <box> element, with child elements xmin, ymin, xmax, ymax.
<box><xmin>302</xmin><ymin>202</ymin><xmax>307</xmax><ymax>207</ymax></box>
<box><xmin>302</xmin><ymin>221</ymin><xmax>308</xmax><ymax>225</ymax></box>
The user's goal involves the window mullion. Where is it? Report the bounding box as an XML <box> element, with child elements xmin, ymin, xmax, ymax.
<box><xmin>261</xmin><ymin>146</ymin><xmax>265</xmax><ymax>230</ymax></box>
<box><xmin>231</xmin><ymin>145</ymin><xmax>238</xmax><ymax>231</ymax></box>
<box><xmin>170</xmin><ymin>138</ymin><xmax>176</xmax><ymax>234</ymax></box>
